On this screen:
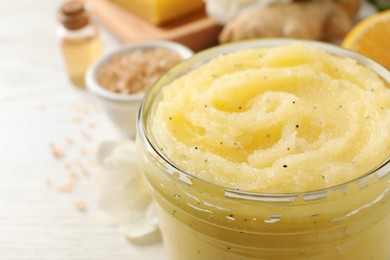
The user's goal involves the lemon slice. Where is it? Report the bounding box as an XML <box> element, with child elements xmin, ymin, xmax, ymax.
<box><xmin>342</xmin><ymin>10</ymin><xmax>390</xmax><ymax>69</ymax></box>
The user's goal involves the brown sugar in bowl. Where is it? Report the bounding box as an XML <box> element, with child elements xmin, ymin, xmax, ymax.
<box><xmin>96</xmin><ymin>47</ymin><xmax>182</xmax><ymax>95</ymax></box>
<box><xmin>86</xmin><ymin>40</ymin><xmax>193</xmax><ymax>137</ymax></box>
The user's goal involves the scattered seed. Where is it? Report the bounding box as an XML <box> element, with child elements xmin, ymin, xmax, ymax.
<box><xmin>80</xmin><ymin>130</ymin><xmax>91</xmax><ymax>141</ymax></box>
<box><xmin>66</xmin><ymin>138</ymin><xmax>74</xmax><ymax>145</ymax></box>
<box><xmin>75</xmin><ymin>159</ymin><xmax>90</xmax><ymax>178</ymax></box>
<box><xmin>45</xmin><ymin>178</ymin><xmax>53</xmax><ymax>187</ymax></box>
<box><xmin>72</xmin><ymin>115</ymin><xmax>82</xmax><ymax>123</ymax></box>
<box><xmin>75</xmin><ymin>200</ymin><xmax>86</xmax><ymax>212</ymax></box>
<box><xmin>79</xmin><ymin>146</ymin><xmax>88</xmax><ymax>156</ymax></box>
<box><xmin>64</xmin><ymin>163</ymin><xmax>72</xmax><ymax>170</ymax></box>
<box><xmin>69</xmin><ymin>171</ymin><xmax>80</xmax><ymax>182</ymax></box>
<box><xmin>80</xmin><ymin>167</ymin><xmax>90</xmax><ymax>178</ymax></box>
<box><xmin>57</xmin><ymin>182</ymin><xmax>74</xmax><ymax>193</ymax></box>
<box><xmin>50</xmin><ymin>143</ymin><xmax>64</xmax><ymax>160</ymax></box>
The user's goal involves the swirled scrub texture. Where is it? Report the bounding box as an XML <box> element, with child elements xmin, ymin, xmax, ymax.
<box><xmin>151</xmin><ymin>44</ymin><xmax>390</xmax><ymax>193</ymax></box>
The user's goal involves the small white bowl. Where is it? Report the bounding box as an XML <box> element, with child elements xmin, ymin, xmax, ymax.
<box><xmin>86</xmin><ymin>40</ymin><xmax>194</xmax><ymax>137</ymax></box>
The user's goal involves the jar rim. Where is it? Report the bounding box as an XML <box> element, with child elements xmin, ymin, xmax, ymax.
<box><xmin>138</xmin><ymin>39</ymin><xmax>390</xmax><ymax>202</ymax></box>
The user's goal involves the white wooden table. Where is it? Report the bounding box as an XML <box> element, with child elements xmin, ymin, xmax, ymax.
<box><xmin>0</xmin><ymin>1</ymin><xmax>378</xmax><ymax>259</ymax></box>
<box><xmin>0</xmin><ymin>1</ymin><xmax>166</xmax><ymax>259</ymax></box>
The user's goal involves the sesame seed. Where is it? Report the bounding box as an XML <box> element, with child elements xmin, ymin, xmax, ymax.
<box><xmin>75</xmin><ymin>200</ymin><xmax>86</xmax><ymax>212</ymax></box>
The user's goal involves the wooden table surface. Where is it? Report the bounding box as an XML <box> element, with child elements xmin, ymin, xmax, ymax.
<box><xmin>0</xmin><ymin>1</ymin><xmax>166</xmax><ymax>259</ymax></box>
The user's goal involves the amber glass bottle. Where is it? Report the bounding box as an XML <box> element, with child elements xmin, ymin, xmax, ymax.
<box><xmin>57</xmin><ymin>0</ymin><xmax>103</xmax><ymax>88</ymax></box>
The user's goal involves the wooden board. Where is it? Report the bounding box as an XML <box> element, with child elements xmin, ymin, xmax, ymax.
<box><xmin>85</xmin><ymin>0</ymin><xmax>223</xmax><ymax>51</ymax></box>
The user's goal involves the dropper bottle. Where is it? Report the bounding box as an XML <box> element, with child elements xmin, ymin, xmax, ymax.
<box><xmin>57</xmin><ymin>0</ymin><xmax>103</xmax><ymax>88</ymax></box>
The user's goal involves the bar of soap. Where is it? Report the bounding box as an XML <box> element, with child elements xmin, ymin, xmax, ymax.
<box><xmin>111</xmin><ymin>0</ymin><xmax>205</xmax><ymax>25</ymax></box>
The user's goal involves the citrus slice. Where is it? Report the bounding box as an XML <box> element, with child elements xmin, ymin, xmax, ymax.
<box><xmin>342</xmin><ymin>10</ymin><xmax>390</xmax><ymax>69</ymax></box>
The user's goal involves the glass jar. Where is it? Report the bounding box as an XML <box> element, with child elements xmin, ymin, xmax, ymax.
<box><xmin>136</xmin><ymin>39</ymin><xmax>390</xmax><ymax>260</ymax></box>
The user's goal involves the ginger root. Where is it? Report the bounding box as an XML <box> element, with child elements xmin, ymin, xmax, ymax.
<box><xmin>219</xmin><ymin>0</ymin><xmax>352</xmax><ymax>43</ymax></box>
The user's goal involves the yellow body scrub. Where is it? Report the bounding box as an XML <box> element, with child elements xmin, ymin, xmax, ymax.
<box><xmin>152</xmin><ymin>43</ymin><xmax>390</xmax><ymax>193</ymax></box>
<box><xmin>137</xmin><ymin>40</ymin><xmax>390</xmax><ymax>260</ymax></box>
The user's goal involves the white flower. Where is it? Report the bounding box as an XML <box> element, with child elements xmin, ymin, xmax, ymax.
<box><xmin>204</xmin><ymin>0</ymin><xmax>293</xmax><ymax>24</ymax></box>
<box><xmin>96</xmin><ymin>140</ymin><xmax>159</xmax><ymax>241</ymax></box>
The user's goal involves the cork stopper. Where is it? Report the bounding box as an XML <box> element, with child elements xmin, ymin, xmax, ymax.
<box><xmin>58</xmin><ymin>1</ymin><xmax>89</xmax><ymax>30</ymax></box>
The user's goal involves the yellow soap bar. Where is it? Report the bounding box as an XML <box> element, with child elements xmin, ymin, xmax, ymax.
<box><xmin>111</xmin><ymin>0</ymin><xmax>205</xmax><ymax>25</ymax></box>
